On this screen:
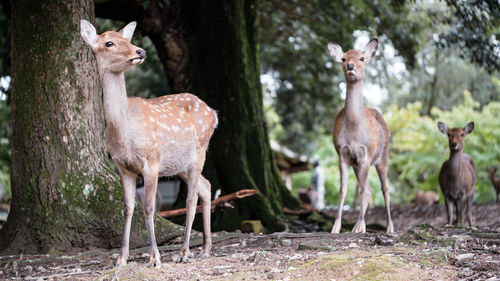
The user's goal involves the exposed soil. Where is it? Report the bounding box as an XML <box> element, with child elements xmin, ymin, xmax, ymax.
<box><xmin>1</xmin><ymin>203</ymin><xmax>499</xmax><ymax>281</ymax></box>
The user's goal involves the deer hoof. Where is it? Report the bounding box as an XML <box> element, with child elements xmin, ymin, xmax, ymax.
<box><xmin>198</xmin><ymin>253</ymin><xmax>209</xmax><ymax>259</ymax></box>
<box><xmin>181</xmin><ymin>255</ymin><xmax>189</xmax><ymax>263</ymax></box>
<box><xmin>386</xmin><ymin>223</ymin><xmax>394</xmax><ymax>234</ymax></box>
<box><xmin>115</xmin><ymin>256</ymin><xmax>128</xmax><ymax>268</ymax></box>
<box><xmin>147</xmin><ymin>261</ymin><xmax>161</xmax><ymax>269</ymax></box>
<box><xmin>352</xmin><ymin>221</ymin><xmax>366</xmax><ymax>233</ymax></box>
<box><xmin>115</xmin><ymin>261</ymin><xmax>127</xmax><ymax>268</ymax></box>
<box><xmin>331</xmin><ymin>222</ymin><xmax>341</xmax><ymax>233</ymax></box>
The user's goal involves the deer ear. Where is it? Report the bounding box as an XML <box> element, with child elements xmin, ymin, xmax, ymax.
<box><xmin>119</xmin><ymin>21</ymin><xmax>137</xmax><ymax>42</ymax></box>
<box><xmin>464</xmin><ymin>122</ymin><xmax>474</xmax><ymax>134</ymax></box>
<box><xmin>80</xmin><ymin>19</ymin><xmax>98</xmax><ymax>49</ymax></box>
<box><xmin>364</xmin><ymin>38</ymin><xmax>378</xmax><ymax>59</ymax></box>
<box><xmin>327</xmin><ymin>43</ymin><xmax>344</xmax><ymax>63</ymax></box>
<box><xmin>437</xmin><ymin>121</ymin><xmax>449</xmax><ymax>134</ymax></box>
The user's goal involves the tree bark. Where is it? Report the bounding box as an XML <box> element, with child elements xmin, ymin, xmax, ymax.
<box><xmin>0</xmin><ymin>0</ymin><xmax>183</xmax><ymax>254</ymax></box>
<box><xmin>96</xmin><ymin>0</ymin><xmax>300</xmax><ymax>232</ymax></box>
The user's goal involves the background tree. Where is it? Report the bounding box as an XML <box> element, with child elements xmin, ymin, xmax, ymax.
<box><xmin>258</xmin><ymin>0</ymin><xmax>426</xmax><ymax>155</ymax></box>
<box><xmin>0</xmin><ymin>0</ymin><xmax>182</xmax><ymax>254</ymax></box>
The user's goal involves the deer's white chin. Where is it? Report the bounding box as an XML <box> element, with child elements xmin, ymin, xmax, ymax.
<box><xmin>131</xmin><ymin>58</ymin><xmax>145</xmax><ymax>65</ymax></box>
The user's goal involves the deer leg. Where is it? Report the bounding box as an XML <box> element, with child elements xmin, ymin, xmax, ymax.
<box><xmin>444</xmin><ymin>198</ymin><xmax>454</xmax><ymax>226</ymax></box>
<box><xmin>352</xmin><ymin>164</ymin><xmax>369</xmax><ymax>233</ymax></box>
<box><xmin>331</xmin><ymin>159</ymin><xmax>349</xmax><ymax>233</ymax></box>
<box><xmin>197</xmin><ymin>175</ymin><xmax>212</xmax><ymax>258</ymax></box>
<box><xmin>466</xmin><ymin>193</ymin><xmax>473</xmax><ymax>227</ymax></box>
<box><xmin>375</xmin><ymin>162</ymin><xmax>394</xmax><ymax>234</ymax></box>
<box><xmin>143</xmin><ymin>168</ymin><xmax>161</xmax><ymax>268</ymax></box>
<box><xmin>178</xmin><ymin>169</ymin><xmax>200</xmax><ymax>263</ymax></box>
<box><xmin>116</xmin><ymin>169</ymin><xmax>136</xmax><ymax>267</ymax></box>
<box><xmin>459</xmin><ymin>198</ymin><xmax>467</xmax><ymax>225</ymax></box>
<box><xmin>353</xmin><ymin>183</ymin><xmax>359</xmax><ymax>208</ymax></box>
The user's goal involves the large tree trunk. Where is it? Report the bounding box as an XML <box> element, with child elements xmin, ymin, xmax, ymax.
<box><xmin>96</xmin><ymin>0</ymin><xmax>300</xmax><ymax>232</ymax></box>
<box><xmin>181</xmin><ymin>0</ymin><xmax>299</xmax><ymax>231</ymax></box>
<box><xmin>0</xmin><ymin>0</ymin><xmax>183</xmax><ymax>254</ymax></box>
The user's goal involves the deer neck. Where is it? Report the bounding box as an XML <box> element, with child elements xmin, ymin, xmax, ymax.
<box><xmin>344</xmin><ymin>80</ymin><xmax>365</xmax><ymax>122</ymax></box>
<box><xmin>448</xmin><ymin>149</ymin><xmax>463</xmax><ymax>173</ymax></box>
<box><xmin>100</xmin><ymin>71</ymin><xmax>128</xmax><ymax>129</ymax></box>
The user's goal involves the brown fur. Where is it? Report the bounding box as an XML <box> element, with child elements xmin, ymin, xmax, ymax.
<box><xmin>411</xmin><ymin>190</ymin><xmax>439</xmax><ymax>205</ymax></box>
<box><xmin>80</xmin><ymin>20</ymin><xmax>217</xmax><ymax>267</ymax></box>
<box><xmin>487</xmin><ymin>168</ymin><xmax>500</xmax><ymax>202</ymax></box>
<box><xmin>438</xmin><ymin>121</ymin><xmax>476</xmax><ymax>226</ymax></box>
<box><xmin>328</xmin><ymin>38</ymin><xmax>394</xmax><ymax>234</ymax></box>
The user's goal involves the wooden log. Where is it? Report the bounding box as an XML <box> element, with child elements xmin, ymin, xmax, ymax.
<box><xmin>157</xmin><ymin>189</ymin><xmax>258</xmax><ymax>218</ymax></box>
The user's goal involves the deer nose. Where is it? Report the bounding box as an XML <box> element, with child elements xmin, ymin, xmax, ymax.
<box><xmin>347</xmin><ymin>64</ymin><xmax>354</xmax><ymax>70</ymax></box>
<box><xmin>136</xmin><ymin>49</ymin><xmax>146</xmax><ymax>59</ymax></box>
<box><xmin>451</xmin><ymin>142</ymin><xmax>457</xmax><ymax>148</ymax></box>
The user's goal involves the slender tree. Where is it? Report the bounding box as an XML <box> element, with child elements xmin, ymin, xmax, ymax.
<box><xmin>0</xmin><ymin>0</ymin><xmax>182</xmax><ymax>254</ymax></box>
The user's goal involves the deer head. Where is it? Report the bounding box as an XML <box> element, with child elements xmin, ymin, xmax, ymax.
<box><xmin>438</xmin><ymin>121</ymin><xmax>475</xmax><ymax>152</ymax></box>
<box><xmin>80</xmin><ymin>20</ymin><xmax>146</xmax><ymax>73</ymax></box>
<box><xmin>327</xmin><ymin>38</ymin><xmax>378</xmax><ymax>83</ymax></box>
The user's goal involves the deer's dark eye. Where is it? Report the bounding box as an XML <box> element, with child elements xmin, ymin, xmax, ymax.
<box><xmin>360</xmin><ymin>57</ymin><xmax>365</xmax><ymax>61</ymax></box>
<box><xmin>447</xmin><ymin>133</ymin><xmax>451</xmax><ymax>137</ymax></box>
<box><xmin>105</xmin><ymin>41</ymin><xmax>114</xmax><ymax>47</ymax></box>
<box><xmin>341</xmin><ymin>58</ymin><xmax>345</xmax><ymax>62</ymax></box>
<box><xmin>461</xmin><ymin>133</ymin><xmax>464</xmax><ymax>137</ymax></box>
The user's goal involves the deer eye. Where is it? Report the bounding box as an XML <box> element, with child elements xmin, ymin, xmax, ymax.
<box><xmin>360</xmin><ymin>57</ymin><xmax>365</xmax><ymax>61</ymax></box>
<box><xmin>447</xmin><ymin>133</ymin><xmax>451</xmax><ymax>137</ymax></box>
<box><xmin>461</xmin><ymin>133</ymin><xmax>464</xmax><ymax>137</ymax></box>
<box><xmin>105</xmin><ymin>41</ymin><xmax>114</xmax><ymax>47</ymax></box>
<box><xmin>341</xmin><ymin>58</ymin><xmax>345</xmax><ymax>62</ymax></box>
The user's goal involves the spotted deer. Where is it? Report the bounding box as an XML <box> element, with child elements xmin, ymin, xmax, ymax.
<box><xmin>487</xmin><ymin>168</ymin><xmax>500</xmax><ymax>202</ymax></box>
<box><xmin>438</xmin><ymin>121</ymin><xmax>476</xmax><ymax>226</ymax></box>
<box><xmin>327</xmin><ymin>38</ymin><xmax>394</xmax><ymax>234</ymax></box>
<box><xmin>80</xmin><ymin>20</ymin><xmax>217</xmax><ymax>267</ymax></box>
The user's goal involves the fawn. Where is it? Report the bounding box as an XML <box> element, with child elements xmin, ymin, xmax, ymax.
<box><xmin>438</xmin><ymin>121</ymin><xmax>476</xmax><ymax>226</ymax></box>
<box><xmin>80</xmin><ymin>20</ymin><xmax>217</xmax><ymax>267</ymax></box>
<box><xmin>327</xmin><ymin>38</ymin><xmax>394</xmax><ymax>234</ymax></box>
<box><xmin>487</xmin><ymin>168</ymin><xmax>500</xmax><ymax>202</ymax></box>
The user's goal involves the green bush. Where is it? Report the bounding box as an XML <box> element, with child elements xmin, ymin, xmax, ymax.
<box><xmin>387</xmin><ymin>91</ymin><xmax>500</xmax><ymax>203</ymax></box>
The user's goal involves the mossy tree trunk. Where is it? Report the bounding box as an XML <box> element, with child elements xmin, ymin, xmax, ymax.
<box><xmin>0</xmin><ymin>0</ymin><xmax>183</xmax><ymax>254</ymax></box>
<box><xmin>96</xmin><ymin>0</ymin><xmax>300</xmax><ymax>232</ymax></box>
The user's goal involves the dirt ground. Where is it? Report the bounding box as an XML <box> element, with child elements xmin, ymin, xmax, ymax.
<box><xmin>1</xmin><ymin>203</ymin><xmax>499</xmax><ymax>281</ymax></box>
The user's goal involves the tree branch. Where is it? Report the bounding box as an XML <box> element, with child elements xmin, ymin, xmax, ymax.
<box><xmin>157</xmin><ymin>189</ymin><xmax>258</xmax><ymax>218</ymax></box>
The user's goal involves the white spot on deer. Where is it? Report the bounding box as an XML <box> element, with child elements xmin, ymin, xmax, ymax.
<box><xmin>149</xmin><ymin>116</ymin><xmax>155</xmax><ymax>122</ymax></box>
<box><xmin>185</xmin><ymin>97</ymin><xmax>191</xmax><ymax>101</ymax></box>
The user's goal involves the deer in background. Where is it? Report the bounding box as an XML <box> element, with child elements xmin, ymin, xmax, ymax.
<box><xmin>487</xmin><ymin>168</ymin><xmax>500</xmax><ymax>202</ymax></box>
<box><xmin>438</xmin><ymin>121</ymin><xmax>476</xmax><ymax>226</ymax></box>
<box><xmin>327</xmin><ymin>38</ymin><xmax>394</xmax><ymax>234</ymax></box>
<box><xmin>80</xmin><ymin>20</ymin><xmax>217</xmax><ymax>267</ymax></box>
<box><xmin>411</xmin><ymin>190</ymin><xmax>439</xmax><ymax>205</ymax></box>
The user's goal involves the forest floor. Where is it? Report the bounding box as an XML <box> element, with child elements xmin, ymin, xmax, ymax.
<box><xmin>1</xmin><ymin>203</ymin><xmax>499</xmax><ymax>281</ymax></box>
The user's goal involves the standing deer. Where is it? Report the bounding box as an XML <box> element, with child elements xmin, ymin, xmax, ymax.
<box><xmin>327</xmin><ymin>38</ymin><xmax>394</xmax><ymax>234</ymax></box>
<box><xmin>486</xmin><ymin>168</ymin><xmax>500</xmax><ymax>202</ymax></box>
<box><xmin>80</xmin><ymin>20</ymin><xmax>217</xmax><ymax>267</ymax></box>
<box><xmin>438</xmin><ymin>121</ymin><xmax>476</xmax><ymax>226</ymax></box>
